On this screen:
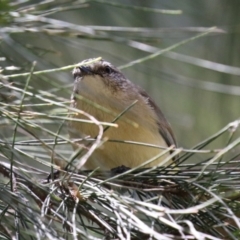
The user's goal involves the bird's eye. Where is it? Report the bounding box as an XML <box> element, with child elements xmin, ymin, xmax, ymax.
<box><xmin>105</xmin><ymin>66</ymin><xmax>112</xmax><ymax>74</ymax></box>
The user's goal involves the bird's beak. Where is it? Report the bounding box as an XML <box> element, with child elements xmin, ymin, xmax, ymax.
<box><xmin>79</xmin><ymin>66</ymin><xmax>92</xmax><ymax>75</ymax></box>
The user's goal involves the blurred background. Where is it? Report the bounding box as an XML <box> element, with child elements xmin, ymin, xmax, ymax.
<box><xmin>1</xmin><ymin>0</ymin><xmax>240</xmax><ymax>162</ymax></box>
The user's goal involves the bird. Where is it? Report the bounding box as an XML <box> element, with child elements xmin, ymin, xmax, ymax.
<box><xmin>68</xmin><ymin>58</ymin><xmax>176</xmax><ymax>171</ymax></box>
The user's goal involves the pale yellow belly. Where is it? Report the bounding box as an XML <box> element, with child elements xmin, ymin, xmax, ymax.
<box><xmin>69</xmin><ymin>112</ymin><xmax>168</xmax><ymax>170</ymax></box>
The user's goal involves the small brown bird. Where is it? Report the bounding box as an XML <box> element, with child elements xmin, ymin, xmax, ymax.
<box><xmin>68</xmin><ymin>59</ymin><xmax>176</xmax><ymax>170</ymax></box>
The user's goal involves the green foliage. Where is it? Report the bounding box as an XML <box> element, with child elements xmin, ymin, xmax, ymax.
<box><xmin>0</xmin><ymin>0</ymin><xmax>13</xmax><ymax>25</ymax></box>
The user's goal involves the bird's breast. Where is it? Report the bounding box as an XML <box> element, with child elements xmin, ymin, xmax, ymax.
<box><xmin>69</xmin><ymin>99</ymin><xmax>169</xmax><ymax>170</ymax></box>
